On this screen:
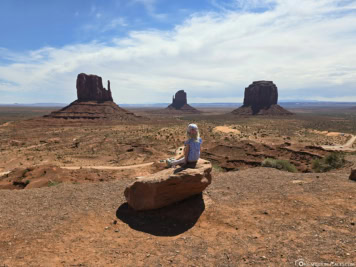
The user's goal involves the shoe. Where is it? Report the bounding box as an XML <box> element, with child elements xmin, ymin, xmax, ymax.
<box><xmin>166</xmin><ymin>159</ymin><xmax>173</xmax><ymax>167</ymax></box>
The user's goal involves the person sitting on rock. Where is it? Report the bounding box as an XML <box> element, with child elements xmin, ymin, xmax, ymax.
<box><xmin>166</xmin><ymin>123</ymin><xmax>202</xmax><ymax>168</ymax></box>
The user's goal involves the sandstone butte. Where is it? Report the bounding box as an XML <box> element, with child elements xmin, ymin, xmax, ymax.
<box><xmin>76</xmin><ymin>73</ymin><xmax>113</xmax><ymax>102</ymax></box>
<box><xmin>45</xmin><ymin>73</ymin><xmax>140</xmax><ymax>120</ymax></box>
<box><xmin>166</xmin><ymin>90</ymin><xmax>200</xmax><ymax>113</ymax></box>
<box><xmin>232</xmin><ymin>81</ymin><xmax>293</xmax><ymax>115</ymax></box>
<box><xmin>124</xmin><ymin>159</ymin><xmax>212</xmax><ymax>211</ymax></box>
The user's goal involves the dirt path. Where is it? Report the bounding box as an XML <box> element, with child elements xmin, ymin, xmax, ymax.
<box><xmin>322</xmin><ymin>135</ymin><xmax>356</xmax><ymax>151</ymax></box>
<box><xmin>0</xmin><ymin>163</ymin><xmax>155</xmax><ymax>177</ymax></box>
<box><xmin>61</xmin><ymin>162</ymin><xmax>154</xmax><ymax>170</ymax></box>
<box><xmin>345</xmin><ymin>135</ymin><xmax>356</xmax><ymax>147</ymax></box>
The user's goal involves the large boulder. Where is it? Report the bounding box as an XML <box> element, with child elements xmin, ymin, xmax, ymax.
<box><xmin>350</xmin><ymin>169</ymin><xmax>356</xmax><ymax>181</ymax></box>
<box><xmin>124</xmin><ymin>159</ymin><xmax>212</xmax><ymax>210</ymax></box>
<box><xmin>76</xmin><ymin>73</ymin><xmax>113</xmax><ymax>102</ymax></box>
<box><xmin>232</xmin><ymin>81</ymin><xmax>293</xmax><ymax>115</ymax></box>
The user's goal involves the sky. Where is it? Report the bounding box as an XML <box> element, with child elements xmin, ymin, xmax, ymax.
<box><xmin>0</xmin><ymin>0</ymin><xmax>356</xmax><ymax>104</ymax></box>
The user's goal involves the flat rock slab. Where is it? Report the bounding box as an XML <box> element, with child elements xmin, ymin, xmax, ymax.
<box><xmin>124</xmin><ymin>159</ymin><xmax>212</xmax><ymax>210</ymax></box>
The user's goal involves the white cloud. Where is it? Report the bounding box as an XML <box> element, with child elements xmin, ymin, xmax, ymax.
<box><xmin>103</xmin><ymin>18</ymin><xmax>128</xmax><ymax>31</ymax></box>
<box><xmin>82</xmin><ymin>17</ymin><xmax>128</xmax><ymax>33</ymax></box>
<box><xmin>1</xmin><ymin>0</ymin><xmax>356</xmax><ymax>103</ymax></box>
<box><xmin>133</xmin><ymin>0</ymin><xmax>156</xmax><ymax>12</ymax></box>
<box><xmin>132</xmin><ymin>0</ymin><xmax>168</xmax><ymax>20</ymax></box>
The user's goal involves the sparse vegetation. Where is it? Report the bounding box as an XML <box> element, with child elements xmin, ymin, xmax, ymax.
<box><xmin>212</xmin><ymin>163</ymin><xmax>225</xmax><ymax>172</ymax></box>
<box><xmin>312</xmin><ymin>152</ymin><xmax>346</xmax><ymax>172</ymax></box>
<box><xmin>22</xmin><ymin>168</ymin><xmax>30</xmax><ymax>177</ymax></box>
<box><xmin>262</xmin><ymin>158</ymin><xmax>297</xmax><ymax>173</ymax></box>
<box><xmin>48</xmin><ymin>180</ymin><xmax>61</xmax><ymax>187</ymax></box>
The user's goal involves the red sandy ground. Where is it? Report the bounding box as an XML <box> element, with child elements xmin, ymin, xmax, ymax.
<box><xmin>0</xmin><ymin>108</ymin><xmax>355</xmax><ymax>266</ymax></box>
<box><xmin>0</xmin><ymin>167</ymin><xmax>355</xmax><ymax>266</ymax></box>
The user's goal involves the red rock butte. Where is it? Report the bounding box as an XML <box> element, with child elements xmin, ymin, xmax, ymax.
<box><xmin>45</xmin><ymin>73</ymin><xmax>140</xmax><ymax>120</ymax></box>
<box><xmin>166</xmin><ymin>90</ymin><xmax>200</xmax><ymax>113</ymax></box>
<box><xmin>76</xmin><ymin>73</ymin><xmax>113</xmax><ymax>102</ymax></box>
<box><xmin>232</xmin><ymin>81</ymin><xmax>293</xmax><ymax>115</ymax></box>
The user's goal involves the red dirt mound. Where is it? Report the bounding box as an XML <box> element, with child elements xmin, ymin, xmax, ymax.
<box><xmin>45</xmin><ymin>101</ymin><xmax>141</xmax><ymax>120</ymax></box>
<box><xmin>232</xmin><ymin>104</ymin><xmax>292</xmax><ymax>116</ymax></box>
<box><xmin>166</xmin><ymin>104</ymin><xmax>201</xmax><ymax>113</ymax></box>
<box><xmin>0</xmin><ymin>164</ymin><xmax>157</xmax><ymax>190</ymax></box>
<box><xmin>0</xmin><ymin>165</ymin><xmax>70</xmax><ymax>190</ymax></box>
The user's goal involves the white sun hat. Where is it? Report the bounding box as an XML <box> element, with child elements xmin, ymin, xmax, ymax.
<box><xmin>187</xmin><ymin>123</ymin><xmax>198</xmax><ymax>132</ymax></box>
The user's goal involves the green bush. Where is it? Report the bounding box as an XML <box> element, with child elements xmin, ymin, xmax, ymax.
<box><xmin>262</xmin><ymin>158</ymin><xmax>297</xmax><ymax>173</ymax></box>
<box><xmin>212</xmin><ymin>163</ymin><xmax>225</xmax><ymax>172</ymax></box>
<box><xmin>48</xmin><ymin>180</ymin><xmax>61</xmax><ymax>187</ymax></box>
<box><xmin>312</xmin><ymin>152</ymin><xmax>346</xmax><ymax>172</ymax></box>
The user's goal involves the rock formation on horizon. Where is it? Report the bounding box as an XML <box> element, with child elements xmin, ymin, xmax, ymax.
<box><xmin>45</xmin><ymin>73</ymin><xmax>140</xmax><ymax>120</ymax></box>
<box><xmin>232</xmin><ymin>81</ymin><xmax>293</xmax><ymax>115</ymax></box>
<box><xmin>166</xmin><ymin>90</ymin><xmax>200</xmax><ymax>113</ymax></box>
<box><xmin>77</xmin><ymin>73</ymin><xmax>113</xmax><ymax>102</ymax></box>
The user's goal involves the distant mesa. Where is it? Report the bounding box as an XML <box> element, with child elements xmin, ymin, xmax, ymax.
<box><xmin>45</xmin><ymin>73</ymin><xmax>140</xmax><ymax>120</ymax></box>
<box><xmin>166</xmin><ymin>90</ymin><xmax>200</xmax><ymax>113</ymax></box>
<box><xmin>232</xmin><ymin>81</ymin><xmax>293</xmax><ymax>115</ymax></box>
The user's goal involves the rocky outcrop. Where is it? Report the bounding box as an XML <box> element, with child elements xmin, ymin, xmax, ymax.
<box><xmin>170</xmin><ymin>90</ymin><xmax>187</xmax><ymax>109</ymax></box>
<box><xmin>10</xmin><ymin>140</ymin><xmax>24</xmax><ymax>146</ymax></box>
<box><xmin>166</xmin><ymin>90</ymin><xmax>200</xmax><ymax>113</ymax></box>
<box><xmin>124</xmin><ymin>159</ymin><xmax>212</xmax><ymax>210</ymax></box>
<box><xmin>77</xmin><ymin>73</ymin><xmax>113</xmax><ymax>102</ymax></box>
<box><xmin>349</xmin><ymin>169</ymin><xmax>356</xmax><ymax>181</ymax></box>
<box><xmin>45</xmin><ymin>73</ymin><xmax>141</xmax><ymax>120</ymax></box>
<box><xmin>243</xmin><ymin>81</ymin><xmax>278</xmax><ymax>108</ymax></box>
<box><xmin>232</xmin><ymin>81</ymin><xmax>292</xmax><ymax>115</ymax></box>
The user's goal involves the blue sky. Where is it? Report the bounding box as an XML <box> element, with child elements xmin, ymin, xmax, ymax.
<box><xmin>1</xmin><ymin>0</ymin><xmax>356</xmax><ymax>104</ymax></box>
<box><xmin>0</xmin><ymin>0</ymin><xmax>219</xmax><ymax>51</ymax></box>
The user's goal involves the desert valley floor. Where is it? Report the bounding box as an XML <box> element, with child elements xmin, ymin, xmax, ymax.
<box><xmin>0</xmin><ymin>106</ymin><xmax>355</xmax><ymax>266</ymax></box>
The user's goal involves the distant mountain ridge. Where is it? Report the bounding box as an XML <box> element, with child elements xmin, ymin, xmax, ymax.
<box><xmin>0</xmin><ymin>103</ymin><xmax>67</xmax><ymax>107</ymax></box>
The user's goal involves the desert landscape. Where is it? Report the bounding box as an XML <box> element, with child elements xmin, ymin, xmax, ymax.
<box><xmin>0</xmin><ymin>75</ymin><xmax>355</xmax><ymax>266</ymax></box>
<box><xmin>1</xmin><ymin>1</ymin><xmax>356</xmax><ymax>266</ymax></box>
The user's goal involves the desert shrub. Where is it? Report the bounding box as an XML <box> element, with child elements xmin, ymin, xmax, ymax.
<box><xmin>48</xmin><ymin>180</ymin><xmax>61</xmax><ymax>187</ymax></box>
<box><xmin>212</xmin><ymin>163</ymin><xmax>225</xmax><ymax>172</ymax></box>
<box><xmin>262</xmin><ymin>158</ymin><xmax>297</xmax><ymax>173</ymax></box>
<box><xmin>312</xmin><ymin>152</ymin><xmax>346</xmax><ymax>172</ymax></box>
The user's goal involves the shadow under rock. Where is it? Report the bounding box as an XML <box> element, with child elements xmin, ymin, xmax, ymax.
<box><xmin>116</xmin><ymin>193</ymin><xmax>205</xmax><ymax>236</ymax></box>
